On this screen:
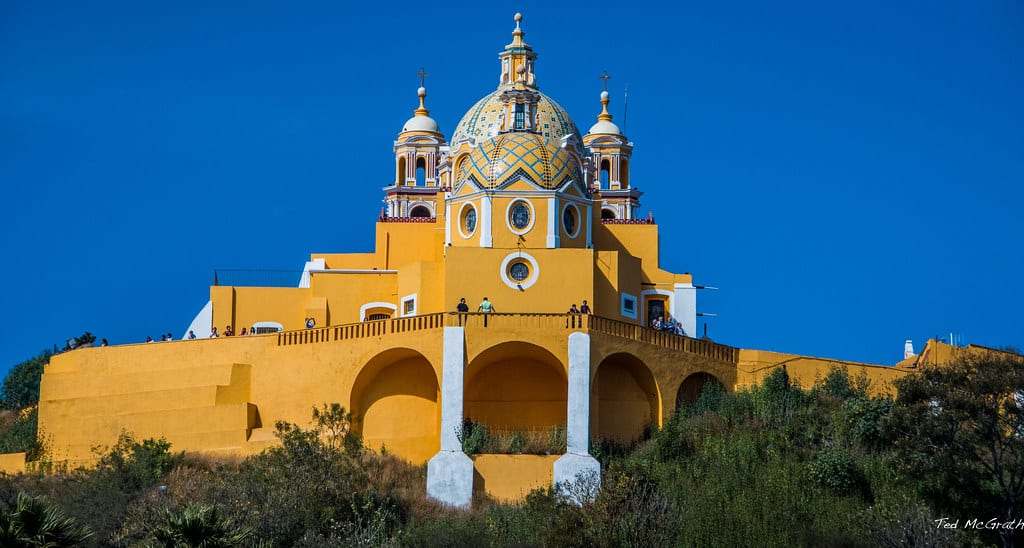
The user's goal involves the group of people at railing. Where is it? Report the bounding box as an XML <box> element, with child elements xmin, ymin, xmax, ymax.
<box><xmin>651</xmin><ymin>315</ymin><xmax>687</xmax><ymax>337</ymax></box>
<box><xmin>206</xmin><ymin>324</ymin><xmax>259</xmax><ymax>338</ymax></box>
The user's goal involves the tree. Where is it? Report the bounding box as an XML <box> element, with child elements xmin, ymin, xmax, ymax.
<box><xmin>1</xmin><ymin>350</ymin><xmax>52</xmax><ymax>410</ymax></box>
<box><xmin>0</xmin><ymin>492</ymin><xmax>93</xmax><ymax>546</ymax></box>
<box><xmin>149</xmin><ymin>504</ymin><xmax>251</xmax><ymax>547</ymax></box>
<box><xmin>886</xmin><ymin>348</ymin><xmax>1024</xmax><ymax>548</ymax></box>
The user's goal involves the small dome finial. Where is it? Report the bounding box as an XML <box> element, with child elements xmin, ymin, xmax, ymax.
<box><xmin>415</xmin><ymin>68</ymin><xmax>430</xmax><ymax>116</ymax></box>
<box><xmin>587</xmin><ymin>72</ymin><xmax>622</xmax><ymax>136</ymax></box>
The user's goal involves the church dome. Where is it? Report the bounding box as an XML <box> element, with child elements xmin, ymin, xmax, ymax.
<box><xmin>401</xmin><ymin>87</ymin><xmax>440</xmax><ymax>134</ymax></box>
<box><xmin>457</xmin><ymin>132</ymin><xmax>582</xmax><ymax>190</ymax></box>
<box><xmin>452</xmin><ymin>90</ymin><xmax>582</xmax><ymax>150</ymax></box>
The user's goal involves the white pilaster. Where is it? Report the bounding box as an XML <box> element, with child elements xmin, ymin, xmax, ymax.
<box><xmin>444</xmin><ymin>200</ymin><xmax>452</xmax><ymax>245</ymax></box>
<box><xmin>672</xmin><ymin>282</ymin><xmax>697</xmax><ymax>338</ymax></box>
<box><xmin>480</xmin><ymin>195</ymin><xmax>493</xmax><ymax>248</ymax></box>
<box><xmin>554</xmin><ymin>332</ymin><xmax>601</xmax><ymax>504</ymax></box>
<box><xmin>547</xmin><ymin>197</ymin><xmax>558</xmax><ymax>248</ymax></box>
<box><xmin>426</xmin><ymin>326</ymin><xmax>474</xmax><ymax>508</ymax></box>
<box><xmin>585</xmin><ymin>205</ymin><xmax>592</xmax><ymax>248</ymax></box>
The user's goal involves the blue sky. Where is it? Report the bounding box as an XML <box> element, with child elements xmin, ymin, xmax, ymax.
<box><xmin>2</xmin><ymin>1</ymin><xmax>1021</xmax><ymax>379</ymax></box>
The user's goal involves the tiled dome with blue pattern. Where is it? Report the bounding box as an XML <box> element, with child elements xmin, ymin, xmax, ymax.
<box><xmin>457</xmin><ymin>133</ymin><xmax>582</xmax><ymax>190</ymax></box>
<box><xmin>452</xmin><ymin>90</ymin><xmax>582</xmax><ymax>150</ymax></box>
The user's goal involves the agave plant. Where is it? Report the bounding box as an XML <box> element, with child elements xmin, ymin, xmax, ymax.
<box><xmin>150</xmin><ymin>504</ymin><xmax>252</xmax><ymax>547</ymax></box>
<box><xmin>0</xmin><ymin>492</ymin><xmax>93</xmax><ymax>546</ymax></box>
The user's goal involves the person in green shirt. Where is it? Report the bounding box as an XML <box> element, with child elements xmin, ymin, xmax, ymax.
<box><xmin>477</xmin><ymin>297</ymin><xmax>495</xmax><ymax>326</ymax></box>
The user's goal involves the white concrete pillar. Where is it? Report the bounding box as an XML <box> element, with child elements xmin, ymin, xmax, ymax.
<box><xmin>672</xmin><ymin>282</ymin><xmax>697</xmax><ymax>338</ymax></box>
<box><xmin>426</xmin><ymin>327</ymin><xmax>475</xmax><ymax>508</ymax></box>
<box><xmin>554</xmin><ymin>332</ymin><xmax>601</xmax><ymax>504</ymax></box>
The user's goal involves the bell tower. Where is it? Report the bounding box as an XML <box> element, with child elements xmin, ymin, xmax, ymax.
<box><xmin>385</xmin><ymin>72</ymin><xmax>447</xmax><ymax>219</ymax></box>
<box><xmin>582</xmin><ymin>74</ymin><xmax>641</xmax><ymax>221</ymax></box>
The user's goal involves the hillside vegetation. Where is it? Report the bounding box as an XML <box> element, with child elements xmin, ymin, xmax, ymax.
<box><xmin>0</xmin><ymin>349</ymin><xmax>1021</xmax><ymax>547</ymax></box>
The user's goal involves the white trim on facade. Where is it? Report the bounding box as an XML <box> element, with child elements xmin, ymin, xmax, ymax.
<box><xmin>359</xmin><ymin>301</ymin><xmax>398</xmax><ymax>321</ymax></box>
<box><xmin>400</xmin><ymin>293</ymin><xmax>418</xmax><ymax>317</ymax></box>
<box><xmin>620</xmin><ymin>292</ymin><xmax>638</xmax><ymax>319</ymax></box>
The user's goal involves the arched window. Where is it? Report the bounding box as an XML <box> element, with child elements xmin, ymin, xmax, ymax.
<box><xmin>619</xmin><ymin>158</ymin><xmax>629</xmax><ymax>188</ymax></box>
<box><xmin>415</xmin><ymin>157</ymin><xmax>426</xmax><ymax>186</ymax></box>
<box><xmin>599</xmin><ymin>159</ymin><xmax>610</xmax><ymax>189</ymax></box>
<box><xmin>601</xmin><ymin>209</ymin><xmax>616</xmax><ymax>220</ymax></box>
<box><xmin>410</xmin><ymin>205</ymin><xmax>431</xmax><ymax>218</ymax></box>
<box><xmin>397</xmin><ymin>156</ymin><xmax>407</xmax><ymax>186</ymax></box>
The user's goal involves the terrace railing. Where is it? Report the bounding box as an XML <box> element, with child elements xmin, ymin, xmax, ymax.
<box><xmin>276</xmin><ymin>312</ymin><xmax>739</xmax><ymax>363</ymax></box>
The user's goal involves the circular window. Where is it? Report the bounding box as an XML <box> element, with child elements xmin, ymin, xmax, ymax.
<box><xmin>500</xmin><ymin>251</ymin><xmax>539</xmax><ymax>289</ymax></box>
<box><xmin>509</xmin><ymin>261</ymin><xmax>529</xmax><ymax>281</ymax></box>
<box><xmin>457</xmin><ymin>203</ymin><xmax>477</xmax><ymax>238</ymax></box>
<box><xmin>510</xmin><ymin>202</ymin><xmax>531</xmax><ymax>231</ymax></box>
<box><xmin>562</xmin><ymin>204</ymin><xmax>579</xmax><ymax>237</ymax></box>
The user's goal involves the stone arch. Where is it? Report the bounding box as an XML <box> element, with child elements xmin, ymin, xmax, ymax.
<box><xmin>409</xmin><ymin>204</ymin><xmax>431</xmax><ymax>218</ymax></box>
<box><xmin>350</xmin><ymin>348</ymin><xmax>439</xmax><ymax>463</ymax></box>
<box><xmin>676</xmin><ymin>372</ymin><xmax>725</xmax><ymax>408</ymax></box>
<box><xmin>465</xmin><ymin>342</ymin><xmax>567</xmax><ymax>433</ymax></box>
<box><xmin>592</xmin><ymin>352</ymin><xmax>660</xmax><ymax>443</ymax></box>
<box><xmin>601</xmin><ymin>208</ymin><xmax>616</xmax><ymax>220</ymax></box>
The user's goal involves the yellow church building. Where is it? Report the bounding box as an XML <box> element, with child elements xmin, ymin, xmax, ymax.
<box><xmin>25</xmin><ymin>14</ymin><xmax>923</xmax><ymax>505</ymax></box>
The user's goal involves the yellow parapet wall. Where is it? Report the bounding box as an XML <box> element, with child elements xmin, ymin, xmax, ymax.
<box><xmin>736</xmin><ymin>348</ymin><xmax>911</xmax><ymax>395</ymax></box>
<box><xmin>0</xmin><ymin>452</ymin><xmax>25</xmax><ymax>475</ymax></box>
<box><xmin>473</xmin><ymin>454</ymin><xmax>559</xmax><ymax>502</ymax></box>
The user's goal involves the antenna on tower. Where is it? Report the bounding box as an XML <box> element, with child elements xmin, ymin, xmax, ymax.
<box><xmin>622</xmin><ymin>85</ymin><xmax>629</xmax><ymax>133</ymax></box>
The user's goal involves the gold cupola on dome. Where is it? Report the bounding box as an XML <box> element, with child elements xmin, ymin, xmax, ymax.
<box><xmin>450</xmin><ymin>14</ymin><xmax>582</xmax><ymax>149</ymax></box>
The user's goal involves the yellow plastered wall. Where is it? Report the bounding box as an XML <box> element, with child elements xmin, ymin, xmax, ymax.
<box><xmin>309</xmin><ymin>272</ymin><xmax>398</xmax><ymax>324</ymax></box>
<box><xmin>0</xmin><ymin>453</ymin><xmax>25</xmax><ymax>475</ymax></box>
<box><xmin>374</xmin><ymin>222</ymin><xmax>444</xmax><ymax>269</ymax></box>
<box><xmin>396</xmin><ymin>261</ymin><xmax>445</xmax><ymax>316</ymax></box>
<box><xmin>38</xmin><ymin>329</ymin><xmax>446</xmax><ymax>466</ymax></box>
<box><xmin>594</xmin><ymin>251</ymin><xmax>642</xmax><ymax>322</ymax></box>
<box><xmin>593</xmin><ymin>224</ymin><xmax>662</xmax><ymax>280</ymax></box>
<box><xmin>736</xmin><ymin>349</ymin><xmax>908</xmax><ymax>396</ymax></box>
<box><xmin>315</xmin><ymin>252</ymin><xmax>380</xmax><ymax>270</ymax></box>
<box><xmin>227</xmin><ymin>287</ymin><xmax>310</xmax><ymax>332</ymax></box>
<box><xmin>443</xmin><ymin>247</ymin><xmax>595</xmax><ymax>314</ymax></box>
<box><xmin>473</xmin><ymin>455</ymin><xmax>558</xmax><ymax>502</ymax></box>
<box><xmin>489</xmin><ymin>194</ymin><xmax>551</xmax><ymax>250</ymax></box>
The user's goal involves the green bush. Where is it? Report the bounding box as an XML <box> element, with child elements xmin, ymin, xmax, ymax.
<box><xmin>1</xmin><ymin>351</ymin><xmax>51</xmax><ymax>410</ymax></box>
<box><xmin>807</xmin><ymin>447</ymin><xmax>866</xmax><ymax>497</ymax></box>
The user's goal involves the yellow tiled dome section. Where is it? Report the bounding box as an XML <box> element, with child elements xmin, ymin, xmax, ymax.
<box><xmin>452</xmin><ymin>90</ymin><xmax>582</xmax><ymax>150</ymax></box>
<box><xmin>457</xmin><ymin>133</ymin><xmax>582</xmax><ymax>190</ymax></box>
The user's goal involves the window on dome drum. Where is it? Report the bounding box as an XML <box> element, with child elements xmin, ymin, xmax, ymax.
<box><xmin>510</xmin><ymin>202</ymin><xmax>531</xmax><ymax>230</ymax></box>
<box><xmin>509</xmin><ymin>261</ymin><xmax>529</xmax><ymax>282</ymax></box>
<box><xmin>600</xmin><ymin>159</ymin><xmax>610</xmax><ymax>189</ymax></box>
<box><xmin>563</xmin><ymin>206</ymin><xmax>576</xmax><ymax>236</ymax></box>
<box><xmin>601</xmin><ymin>209</ymin><xmax>616</xmax><ymax>220</ymax></box>
<box><xmin>464</xmin><ymin>208</ymin><xmax>477</xmax><ymax>235</ymax></box>
<box><xmin>410</xmin><ymin>205</ymin><xmax>431</xmax><ymax>218</ymax></box>
<box><xmin>514</xmin><ymin>103</ymin><xmax>525</xmax><ymax>129</ymax></box>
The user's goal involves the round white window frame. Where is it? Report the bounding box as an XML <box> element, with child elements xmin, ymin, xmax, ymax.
<box><xmin>562</xmin><ymin>202</ymin><xmax>581</xmax><ymax>238</ymax></box>
<box><xmin>500</xmin><ymin>251</ymin><xmax>539</xmax><ymax>290</ymax></box>
<box><xmin>457</xmin><ymin>201</ymin><xmax>478</xmax><ymax>239</ymax></box>
<box><xmin>505</xmin><ymin>198</ymin><xmax>535</xmax><ymax>235</ymax></box>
